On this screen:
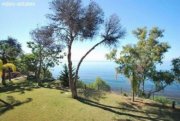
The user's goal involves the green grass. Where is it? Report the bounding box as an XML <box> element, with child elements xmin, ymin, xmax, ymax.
<box><xmin>0</xmin><ymin>80</ymin><xmax>180</xmax><ymax>121</ymax></box>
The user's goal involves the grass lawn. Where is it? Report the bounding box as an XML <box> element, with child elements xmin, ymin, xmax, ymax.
<box><xmin>0</xmin><ymin>79</ymin><xmax>180</xmax><ymax>121</ymax></box>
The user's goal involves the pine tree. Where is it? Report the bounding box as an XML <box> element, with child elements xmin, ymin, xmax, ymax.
<box><xmin>59</xmin><ymin>64</ymin><xmax>78</xmax><ymax>87</ymax></box>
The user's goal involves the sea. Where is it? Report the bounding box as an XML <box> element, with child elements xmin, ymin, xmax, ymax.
<box><xmin>51</xmin><ymin>61</ymin><xmax>180</xmax><ymax>102</ymax></box>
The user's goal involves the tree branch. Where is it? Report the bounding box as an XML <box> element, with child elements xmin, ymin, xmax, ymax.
<box><xmin>74</xmin><ymin>39</ymin><xmax>105</xmax><ymax>84</ymax></box>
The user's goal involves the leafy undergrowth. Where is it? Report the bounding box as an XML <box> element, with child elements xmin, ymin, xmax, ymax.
<box><xmin>0</xmin><ymin>80</ymin><xmax>180</xmax><ymax>121</ymax></box>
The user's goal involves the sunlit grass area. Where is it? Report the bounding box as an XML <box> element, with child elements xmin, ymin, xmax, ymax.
<box><xmin>0</xmin><ymin>80</ymin><xmax>180</xmax><ymax>121</ymax></box>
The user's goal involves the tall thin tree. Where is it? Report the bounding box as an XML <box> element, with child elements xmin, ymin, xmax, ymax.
<box><xmin>49</xmin><ymin>0</ymin><xmax>125</xmax><ymax>98</ymax></box>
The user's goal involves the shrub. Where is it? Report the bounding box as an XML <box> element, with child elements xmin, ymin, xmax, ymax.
<box><xmin>27</xmin><ymin>75</ymin><xmax>36</xmax><ymax>80</ymax></box>
<box><xmin>89</xmin><ymin>77</ymin><xmax>111</xmax><ymax>92</ymax></box>
<box><xmin>76</xmin><ymin>80</ymin><xmax>86</xmax><ymax>89</ymax></box>
<box><xmin>123</xmin><ymin>93</ymin><xmax>128</xmax><ymax>97</ymax></box>
<box><xmin>154</xmin><ymin>96</ymin><xmax>171</xmax><ymax>105</ymax></box>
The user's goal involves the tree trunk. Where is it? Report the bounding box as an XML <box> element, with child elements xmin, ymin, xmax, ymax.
<box><xmin>74</xmin><ymin>39</ymin><xmax>105</xmax><ymax>84</ymax></box>
<box><xmin>43</xmin><ymin>67</ymin><xmax>46</xmax><ymax>80</ymax></box>
<box><xmin>2</xmin><ymin>57</ymin><xmax>7</xmax><ymax>86</ymax></box>
<box><xmin>34</xmin><ymin>62</ymin><xmax>38</xmax><ymax>79</ymax></box>
<box><xmin>37</xmin><ymin>61</ymin><xmax>42</xmax><ymax>85</ymax></box>
<box><xmin>37</xmin><ymin>48</ymin><xmax>42</xmax><ymax>85</ymax></box>
<box><xmin>67</xmin><ymin>41</ymin><xmax>77</xmax><ymax>99</ymax></box>
<box><xmin>132</xmin><ymin>72</ymin><xmax>135</xmax><ymax>102</ymax></box>
<box><xmin>142</xmin><ymin>79</ymin><xmax>145</xmax><ymax>93</ymax></box>
<box><xmin>142</xmin><ymin>73</ymin><xmax>146</xmax><ymax>94</ymax></box>
<box><xmin>8</xmin><ymin>68</ymin><xmax>11</xmax><ymax>82</ymax></box>
<box><xmin>2</xmin><ymin>69</ymin><xmax>6</xmax><ymax>86</ymax></box>
<box><xmin>147</xmin><ymin>85</ymin><xmax>167</xmax><ymax>98</ymax></box>
<box><xmin>132</xmin><ymin>90</ymin><xmax>135</xmax><ymax>102</ymax></box>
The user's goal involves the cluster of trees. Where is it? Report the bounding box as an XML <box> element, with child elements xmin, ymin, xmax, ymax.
<box><xmin>0</xmin><ymin>0</ymin><xmax>179</xmax><ymax>101</ymax></box>
<box><xmin>1</xmin><ymin>0</ymin><xmax>124</xmax><ymax>99</ymax></box>
<box><xmin>106</xmin><ymin>27</ymin><xmax>179</xmax><ymax>101</ymax></box>
<box><xmin>0</xmin><ymin>33</ymin><xmax>64</xmax><ymax>85</ymax></box>
<box><xmin>0</xmin><ymin>37</ymin><xmax>22</xmax><ymax>85</ymax></box>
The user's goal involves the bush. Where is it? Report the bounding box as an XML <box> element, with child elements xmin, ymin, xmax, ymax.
<box><xmin>88</xmin><ymin>77</ymin><xmax>111</xmax><ymax>92</ymax></box>
<box><xmin>154</xmin><ymin>96</ymin><xmax>171</xmax><ymax>105</ymax></box>
<box><xmin>76</xmin><ymin>80</ymin><xmax>86</xmax><ymax>89</ymax></box>
<box><xmin>27</xmin><ymin>75</ymin><xmax>36</xmax><ymax>80</ymax></box>
<box><xmin>123</xmin><ymin>93</ymin><xmax>128</xmax><ymax>97</ymax></box>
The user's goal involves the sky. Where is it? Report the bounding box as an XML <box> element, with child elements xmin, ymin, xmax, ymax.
<box><xmin>0</xmin><ymin>0</ymin><xmax>180</xmax><ymax>62</ymax></box>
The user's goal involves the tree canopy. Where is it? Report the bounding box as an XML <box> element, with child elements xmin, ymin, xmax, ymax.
<box><xmin>106</xmin><ymin>27</ymin><xmax>171</xmax><ymax>100</ymax></box>
<box><xmin>28</xmin><ymin>26</ymin><xmax>64</xmax><ymax>84</ymax></box>
<box><xmin>0</xmin><ymin>37</ymin><xmax>22</xmax><ymax>62</ymax></box>
<box><xmin>48</xmin><ymin>0</ymin><xmax>125</xmax><ymax>98</ymax></box>
<box><xmin>0</xmin><ymin>37</ymin><xmax>22</xmax><ymax>85</ymax></box>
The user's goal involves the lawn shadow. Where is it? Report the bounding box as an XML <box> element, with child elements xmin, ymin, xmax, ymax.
<box><xmin>0</xmin><ymin>79</ymin><xmax>69</xmax><ymax>95</ymax></box>
<box><xmin>0</xmin><ymin>96</ymin><xmax>32</xmax><ymax>115</ymax></box>
<box><xmin>77</xmin><ymin>97</ymin><xmax>180</xmax><ymax>121</ymax></box>
<box><xmin>0</xmin><ymin>81</ymin><xmax>40</xmax><ymax>94</ymax></box>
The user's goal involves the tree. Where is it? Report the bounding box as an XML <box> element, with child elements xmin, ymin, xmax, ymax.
<box><xmin>49</xmin><ymin>0</ymin><xmax>125</xmax><ymax>98</ymax></box>
<box><xmin>172</xmin><ymin>57</ymin><xmax>180</xmax><ymax>82</ymax></box>
<box><xmin>106</xmin><ymin>27</ymin><xmax>171</xmax><ymax>101</ymax></box>
<box><xmin>90</xmin><ymin>77</ymin><xmax>111</xmax><ymax>91</ymax></box>
<box><xmin>0</xmin><ymin>59</ymin><xmax>16</xmax><ymax>84</ymax></box>
<box><xmin>17</xmin><ymin>54</ymin><xmax>38</xmax><ymax>76</ymax></box>
<box><xmin>59</xmin><ymin>64</ymin><xmax>69</xmax><ymax>87</ymax></box>
<box><xmin>28</xmin><ymin>26</ymin><xmax>63</xmax><ymax>85</ymax></box>
<box><xmin>131</xmin><ymin>27</ymin><xmax>170</xmax><ymax>93</ymax></box>
<box><xmin>107</xmin><ymin>47</ymin><xmax>141</xmax><ymax>101</ymax></box>
<box><xmin>148</xmin><ymin>70</ymin><xmax>174</xmax><ymax>97</ymax></box>
<box><xmin>0</xmin><ymin>37</ymin><xmax>22</xmax><ymax>85</ymax></box>
<box><xmin>58</xmin><ymin>64</ymin><xmax>78</xmax><ymax>87</ymax></box>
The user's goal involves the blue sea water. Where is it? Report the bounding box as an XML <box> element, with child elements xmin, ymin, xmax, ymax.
<box><xmin>51</xmin><ymin>61</ymin><xmax>180</xmax><ymax>99</ymax></box>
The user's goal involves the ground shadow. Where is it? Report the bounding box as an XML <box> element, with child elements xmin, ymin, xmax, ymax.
<box><xmin>0</xmin><ymin>96</ymin><xmax>32</xmax><ymax>115</ymax></box>
<box><xmin>0</xmin><ymin>79</ymin><xmax>68</xmax><ymax>95</ymax></box>
<box><xmin>0</xmin><ymin>81</ymin><xmax>40</xmax><ymax>94</ymax></box>
<box><xmin>77</xmin><ymin>97</ymin><xmax>180</xmax><ymax>121</ymax></box>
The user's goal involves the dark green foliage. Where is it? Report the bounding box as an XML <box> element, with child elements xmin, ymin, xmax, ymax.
<box><xmin>59</xmin><ymin>64</ymin><xmax>78</xmax><ymax>87</ymax></box>
<box><xmin>89</xmin><ymin>77</ymin><xmax>111</xmax><ymax>92</ymax></box>
<box><xmin>27</xmin><ymin>75</ymin><xmax>36</xmax><ymax>80</ymax></box>
<box><xmin>123</xmin><ymin>93</ymin><xmax>128</xmax><ymax>97</ymax></box>
<box><xmin>172</xmin><ymin>57</ymin><xmax>180</xmax><ymax>82</ymax></box>
<box><xmin>17</xmin><ymin>54</ymin><xmax>37</xmax><ymax>75</ymax></box>
<box><xmin>76</xmin><ymin>80</ymin><xmax>86</xmax><ymax>89</ymax></box>
<box><xmin>59</xmin><ymin>64</ymin><xmax>69</xmax><ymax>87</ymax></box>
<box><xmin>0</xmin><ymin>37</ymin><xmax>22</xmax><ymax>61</ymax></box>
<box><xmin>42</xmin><ymin>67</ymin><xmax>53</xmax><ymax>80</ymax></box>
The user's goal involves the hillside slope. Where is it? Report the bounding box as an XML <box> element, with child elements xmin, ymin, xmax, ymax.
<box><xmin>0</xmin><ymin>87</ymin><xmax>180</xmax><ymax>121</ymax></box>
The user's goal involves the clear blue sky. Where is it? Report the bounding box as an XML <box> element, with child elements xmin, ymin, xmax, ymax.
<box><xmin>0</xmin><ymin>0</ymin><xmax>180</xmax><ymax>62</ymax></box>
